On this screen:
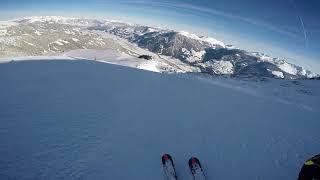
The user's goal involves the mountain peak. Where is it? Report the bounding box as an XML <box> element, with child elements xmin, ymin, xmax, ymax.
<box><xmin>178</xmin><ymin>31</ymin><xmax>226</xmax><ymax>48</ymax></box>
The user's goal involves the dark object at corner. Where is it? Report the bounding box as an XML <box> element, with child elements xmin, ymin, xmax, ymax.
<box><xmin>298</xmin><ymin>154</ymin><xmax>320</xmax><ymax>180</ymax></box>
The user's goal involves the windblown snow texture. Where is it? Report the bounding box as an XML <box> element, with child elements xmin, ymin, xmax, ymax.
<box><xmin>0</xmin><ymin>60</ymin><xmax>319</xmax><ymax>180</ymax></box>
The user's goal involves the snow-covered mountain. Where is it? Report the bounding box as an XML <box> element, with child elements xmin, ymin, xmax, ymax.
<box><xmin>0</xmin><ymin>16</ymin><xmax>318</xmax><ymax>79</ymax></box>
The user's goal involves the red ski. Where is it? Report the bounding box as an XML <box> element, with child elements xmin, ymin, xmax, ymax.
<box><xmin>188</xmin><ymin>157</ymin><xmax>206</xmax><ymax>180</ymax></box>
<box><xmin>162</xmin><ymin>154</ymin><xmax>178</xmax><ymax>180</ymax></box>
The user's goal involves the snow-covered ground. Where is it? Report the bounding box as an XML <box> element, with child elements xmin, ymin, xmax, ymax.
<box><xmin>63</xmin><ymin>49</ymin><xmax>163</xmax><ymax>73</ymax></box>
<box><xmin>0</xmin><ymin>59</ymin><xmax>319</xmax><ymax>180</ymax></box>
<box><xmin>0</xmin><ymin>55</ymin><xmax>75</xmax><ymax>63</ymax></box>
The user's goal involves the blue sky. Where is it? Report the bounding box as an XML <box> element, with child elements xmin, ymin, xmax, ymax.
<box><xmin>1</xmin><ymin>0</ymin><xmax>320</xmax><ymax>72</ymax></box>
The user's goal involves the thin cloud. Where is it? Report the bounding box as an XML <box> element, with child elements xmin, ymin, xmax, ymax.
<box><xmin>298</xmin><ymin>16</ymin><xmax>308</xmax><ymax>48</ymax></box>
<box><xmin>291</xmin><ymin>0</ymin><xmax>308</xmax><ymax>48</ymax></box>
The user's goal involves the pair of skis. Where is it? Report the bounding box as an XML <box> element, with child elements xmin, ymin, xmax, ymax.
<box><xmin>161</xmin><ymin>154</ymin><xmax>205</xmax><ymax>180</ymax></box>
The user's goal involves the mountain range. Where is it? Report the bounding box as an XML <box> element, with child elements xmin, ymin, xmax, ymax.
<box><xmin>0</xmin><ymin>16</ymin><xmax>318</xmax><ymax>79</ymax></box>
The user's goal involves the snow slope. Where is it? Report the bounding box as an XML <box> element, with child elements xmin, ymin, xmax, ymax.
<box><xmin>62</xmin><ymin>49</ymin><xmax>182</xmax><ymax>73</ymax></box>
<box><xmin>0</xmin><ymin>60</ymin><xmax>319</xmax><ymax>180</ymax></box>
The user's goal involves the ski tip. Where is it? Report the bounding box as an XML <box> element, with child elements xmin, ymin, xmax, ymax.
<box><xmin>161</xmin><ymin>154</ymin><xmax>173</xmax><ymax>164</ymax></box>
<box><xmin>189</xmin><ymin>157</ymin><xmax>199</xmax><ymax>163</ymax></box>
<box><xmin>188</xmin><ymin>157</ymin><xmax>202</xmax><ymax>167</ymax></box>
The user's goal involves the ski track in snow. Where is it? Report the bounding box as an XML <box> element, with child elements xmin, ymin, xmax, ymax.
<box><xmin>0</xmin><ymin>60</ymin><xmax>319</xmax><ymax>180</ymax></box>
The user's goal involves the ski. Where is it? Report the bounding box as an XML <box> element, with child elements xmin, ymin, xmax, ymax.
<box><xmin>162</xmin><ymin>154</ymin><xmax>178</xmax><ymax>180</ymax></box>
<box><xmin>188</xmin><ymin>157</ymin><xmax>206</xmax><ymax>180</ymax></box>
